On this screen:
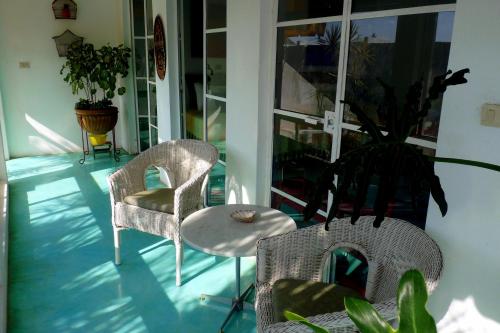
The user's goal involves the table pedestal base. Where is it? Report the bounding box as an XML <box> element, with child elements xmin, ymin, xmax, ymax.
<box><xmin>199</xmin><ymin>257</ymin><xmax>255</xmax><ymax>333</ymax></box>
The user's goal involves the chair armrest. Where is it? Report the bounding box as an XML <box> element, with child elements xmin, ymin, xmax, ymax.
<box><xmin>107</xmin><ymin>164</ymin><xmax>145</xmax><ymax>206</ymax></box>
<box><xmin>174</xmin><ymin>168</ymin><xmax>211</xmax><ymax>219</ymax></box>
<box><xmin>256</xmin><ymin>224</ymin><xmax>329</xmax><ymax>285</ymax></box>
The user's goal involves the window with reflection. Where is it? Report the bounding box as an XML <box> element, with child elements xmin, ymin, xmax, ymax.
<box><xmin>278</xmin><ymin>0</ymin><xmax>343</xmax><ymax>22</ymax></box>
<box><xmin>344</xmin><ymin>12</ymin><xmax>454</xmax><ymax>141</ymax></box>
<box><xmin>275</xmin><ymin>22</ymin><xmax>342</xmax><ymax>117</ymax></box>
<box><xmin>206</xmin><ymin>98</ymin><xmax>226</xmax><ymax>162</ymax></box>
<box><xmin>272</xmin><ymin>114</ymin><xmax>332</xmax><ymax>211</ymax></box>
<box><xmin>137</xmin><ymin>79</ymin><xmax>148</xmax><ymax>115</ymax></box>
<box><xmin>147</xmin><ymin>38</ymin><xmax>156</xmax><ymax>81</ymax></box>
<box><xmin>206</xmin><ymin>0</ymin><xmax>226</xmax><ymax>29</ymax></box>
<box><xmin>352</xmin><ymin>0</ymin><xmax>455</xmax><ymax>13</ymax></box>
<box><xmin>149</xmin><ymin>84</ymin><xmax>157</xmax><ymax>126</ymax></box>
<box><xmin>206</xmin><ymin>32</ymin><xmax>226</xmax><ymax>97</ymax></box>
<box><xmin>139</xmin><ymin>118</ymin><xmax>149</xmax><ymax>151</ymax></box>
<box><xmin>205</xmin><ymin>0</ymin><xmax>227</xmax><ymax>207</ymax></box>
<box><xmin>271</xmin><ymin>0</ymin><xmax>455</xmax><ymax>228</ymax></box>
<box><xmin>134</xmin><ymin>39</ymin><xmax>146</xmax><ymax>77</ymax></box>
<box><xmin>338</xmin><ymin>130</ymin><xmax>434</xmax><ymax>228</ymax></box>
<box><xmin>133</xmin><ymin>0</ymin><xmax>145</xmax><ymax>36</ymax></box>
<box><xmin>132</xmin><ymin>0</ymin><xmax>158</xmax><ymax>151</ymax></box>
<box><xmin>271</xmin><ymin>192</ymin><xmax>326</xmax><ymax>228</ymax></box>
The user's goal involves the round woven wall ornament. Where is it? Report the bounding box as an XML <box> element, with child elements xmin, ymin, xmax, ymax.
<box><xmin>154</xmin><ymin>15</ymin><xmax>167</xmax><ymax>80</ymax></box>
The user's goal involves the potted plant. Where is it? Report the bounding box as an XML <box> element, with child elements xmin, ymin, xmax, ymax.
<box><xmin>303</xmin><ymin>68</ymin><xmax>500</xmax><ymax>228</ymax></box>
<box><xmin>60</xmin><ymin>42</ymin><xmax>131</xmax><ymax>145</ymax></box>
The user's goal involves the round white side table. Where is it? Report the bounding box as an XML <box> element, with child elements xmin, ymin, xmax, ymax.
<box><xmin>181</xmin><ymin>204</ymin><xmax>296</xmax><ymax>333</ymax></box>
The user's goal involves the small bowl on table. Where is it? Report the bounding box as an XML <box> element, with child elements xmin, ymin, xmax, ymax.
<box><xmin>230</xmin><ymin>209</ymin><xmax>256</xmax><ymax>223</ymax></box>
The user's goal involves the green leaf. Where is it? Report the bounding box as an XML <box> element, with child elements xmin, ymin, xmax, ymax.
<box><xmin>345</xmin><ymin>297</ymin><xmax>395</xmax><ymax>333</ymax></box>
<box><xmin>397</xmin><ymin>270</ymin><xmax>437</xmax><ymax>333</ymax></box>
<box><xmin>284</xmin><ymin>311</ymin><xmax>330</xmax><ymax>333</ymax></box>
<box><xmin>117</xmin><ymin>87</ymin><xmax>126</xmax><ymax>95</ymax></box>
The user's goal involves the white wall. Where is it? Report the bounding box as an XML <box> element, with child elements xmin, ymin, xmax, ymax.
<box><xmin>426</xmin><ymin>0</ymin><xmax>500</xmax><ymax>330</ymax></box>
<box><xmin>226</xmin><ymin>0</ymin><xmax>263</xmax><ymax>204</ymax></box>
<box><xmin>154</xmin><ymin>0</ymin><xmax>181</xmax><ymax>143</ymax></box>
<box><xmin>0</xmin><ymin>0</ymin><xmax>132</xmax><ymax>157</ymax></box>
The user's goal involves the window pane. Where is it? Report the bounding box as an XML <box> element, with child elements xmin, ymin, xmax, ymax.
<box><xmin>146</xmin><ymin>0</ymin><xmax>153</xmax><ymax>35</ymax></box>
<box><xmin>137</xmin><ymin>79</ymin><xmax>148</xmax><ymax>116</ymax></box>
<box><xmin>206</xmin><ymin>32</ymin><xmax>226</xmax><ymax>97</ymax></box>
<box><xmin>352</xmin><ymin>0</ymin><xmax>455</xmax><ymax>13</ymax></box>
<box><xmin>208</xmin><ymin>162</ymin><xmax>225</xmax><ymax>206</ymax></box>
<box><xmin>206</xmin><ymin>0</ymin><xmax>226</xmax><ymax>29</ymax></box>
<box><xmin>271</xmin><ymin>192</ymin><xmax>325</xmax><ymax>228</ymax></box>
<box><xmin>132</xmin><ymin>0</ymin><xmax>145</xmax><ymax>36</ymax></box>
<box><xmin>343</xmin><ymin>12</ymin><xmax>454</xmax><ymax>141</ymax></box>
<box><xmin>272</xmin><ymin>114</ymin><xmax>332</xmax><ymax>211</ymax></box>
<box><xmin>186</xmin><ymin>106</ymin><xmax>204</xmax><ymax>141</ymax></box>
<box><xmin>134</xmin><ymin>39</ymin><xmax>146</xmax><ymax>77</ymax></box>
<box><xmin>206</xmin><ymin>98</ymin><xmax>226</xmax><ymax>162</ymax></box>
<box><xmin>139</xmin><ymin>117</ymin><xmax>150</xmax><ymax>151</ymax></box>
<box><xmin>338</xmin><ymin>129</ymin><xmax>434</xmax><ymax>228</ymax></box>
<box><xmin>147</xmin><ymin>38</ymin><xmax>156</xmax><ymax>81</ymax></box>
<box><xmin>149</xmin><ymin>83</ymin><xmax>157</xmax><ymax>126</ymax></box>
<box><xmin>275</xmin><ymin>22</ymin><xmax>341</xmax><ymax>117</ymax></box>
<box><xmin>151</xmin><ymin>126</ymin><xmax>158</xmax><ymax>146</ymax></box>
<box><xmin>278</xmin><ymin>0</ymin><xmax>343</xmax><ymax>22</ymax></box>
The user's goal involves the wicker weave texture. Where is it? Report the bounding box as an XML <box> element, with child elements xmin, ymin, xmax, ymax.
<box><xmin>107</xmin><ymin>139</ymin><xmax>218</xmax><ymax>285</ymax></box>
<box><xmin>255</xmin><ymin>216</ymin><xmax>443</xmax><ymax>333</ymax></box>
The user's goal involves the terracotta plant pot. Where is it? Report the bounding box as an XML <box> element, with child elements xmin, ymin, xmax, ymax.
<box><xmin>75</xmin><ymin>107</ymin><xmax>118</xmax><ymax>135</ymax></box>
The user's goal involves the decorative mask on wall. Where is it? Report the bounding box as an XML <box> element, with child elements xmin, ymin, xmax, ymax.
<box><xmin>154</xmin><ymin>15</ymin><xmax>167</xmax><ymax>80</ymax></box>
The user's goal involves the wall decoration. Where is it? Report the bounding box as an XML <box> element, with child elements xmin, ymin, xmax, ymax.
<box><xmin>52</xmin><ymin>30</ymin><xmax>84</xmax><ymax>57</ymax></box>
<box><xmin>52</xmin><ymin>0</ymin><xmax>77</xmax><ymax>20</ymax></box>
<box><xmin>154</xmin><ymin>15</ymin><xmax>167</xmax><ymax>80</ymax></box>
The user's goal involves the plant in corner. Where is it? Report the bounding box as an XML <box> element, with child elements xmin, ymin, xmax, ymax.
<box><xmin>60</xmin><ymin>42</ymin><xmax>131</xmax><ymax>145</ymax></box>
<box><xmin>304</xmin><ymin>68</ymin><xmax>500</xmax><ymax>228</ymax></box>
<box><xmin>285</xmin><ymin>269</ymin><xmax>437</xmax><ymax>333</ymax></box>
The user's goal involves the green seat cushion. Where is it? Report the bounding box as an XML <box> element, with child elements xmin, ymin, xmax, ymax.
<box><xmin>271</xmin><ymin>279</ymin><xmax>363</xmax><ymax>323</ymax></box>
<box><xmin>123</xmin><ymin>188</ymin><xmax>175</xmax><ymax>214</ymax></box>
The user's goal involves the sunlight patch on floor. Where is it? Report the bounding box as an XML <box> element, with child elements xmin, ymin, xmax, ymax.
<box><xmin>7</xmin><ymin>153</ymin><xmax>257</xmax><ymax>333</ymax></box>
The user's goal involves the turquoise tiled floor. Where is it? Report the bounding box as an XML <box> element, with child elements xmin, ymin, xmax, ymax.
<box><xmin>7</xmin><ymin>153</ymin><xmax>257</xmax><ymax>333</ymax></box>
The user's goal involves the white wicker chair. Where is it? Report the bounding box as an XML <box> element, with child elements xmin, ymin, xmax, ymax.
<box><xmin>255</xmin><ymin>216</ymin><xmax>443</xmax><ymax>333</ymax></box>
<box><xmin>107</xmin><ymin>139</ymin><xmax>218</xmax><ymax>286</ymax></box>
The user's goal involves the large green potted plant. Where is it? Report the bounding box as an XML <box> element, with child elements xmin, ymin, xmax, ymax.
<box><xmin>60</xmin><ymin>42</ymin><xmax>131</xmax><ymax>144</ymax></box>
<box><xmin>304</xmin><ymin>68</ymin><xmax>500</xmax><ymax>228</ymax></box>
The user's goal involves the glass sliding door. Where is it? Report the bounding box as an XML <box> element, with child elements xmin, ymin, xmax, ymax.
<box><xmin>204</xmin><ymin>0</ymin><xmax>227</xmax><ymax>206</ymax></box>
<box><xmin>179</xmin><ymin>0</ymin><xmax>226</xmax><ymax>206</ymax></box>
<box><xmin>271</xmin><ymin>6</ymin><xmax>345</xmax><ymax>224</ymax></box>
<box><xmin>131</xmin><ymin>0</ymin><xmax>159</xmax><ymax>152</ymax></box>
<box><xmin>270</xmin><ymin>0</ymin><xmax>456</xmax><ymax>228</ymax></box>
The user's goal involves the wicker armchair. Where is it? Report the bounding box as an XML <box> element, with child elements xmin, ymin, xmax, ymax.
<box><xmin>107</xmin><ymin>140</ymin><xmax>218</xmax><ymax>286</ymax></box>
<box><xmin>255</xmin><ymin>216</ymin><xmax>443</xmax><ymax>333</ymax></box>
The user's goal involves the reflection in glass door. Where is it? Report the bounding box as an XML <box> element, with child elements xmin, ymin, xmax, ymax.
<box><xmin>131</xmin><ymin>0</ymin><xmax>158</xmax><ymax>152</ymax></box>
<box><xmin>271</xmin><ymin>0</ymin><xmax>456</xmax><ymax>228</ymax></box>
<box><xmin>179</xmin><ymin>0</ymin><xmax>226</xmax><ymax>206</ymax></box>
<box><xmin>271</xmin><ymin>14</ymin><xmax>345</xmax><ymax>225</ymax></box>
